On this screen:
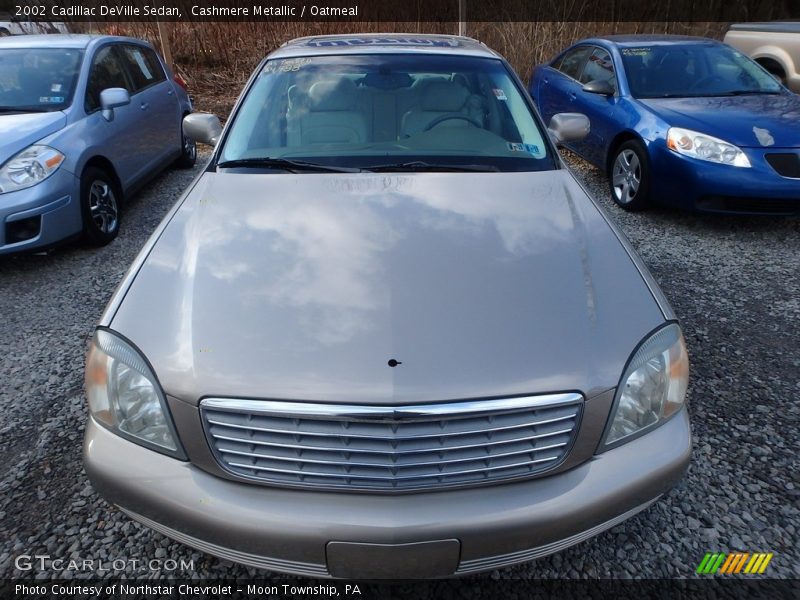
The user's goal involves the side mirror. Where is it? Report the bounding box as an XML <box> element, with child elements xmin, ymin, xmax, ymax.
<box><xmin>99</xmin><ymin>87</ymin><xmax>130</xmax><ymax>122</ymax></box>
<box><xmin>582</xmin><ymin>79</ymin><xmax>615</xmax><ymax>96</ymax></box>
<box><xmin>547</xmin><ymin>113</ymin><xmax>590</xmax><ymax>145</ymax></box>
<box><xmin>183</xmin><ymin>113</ymin><xmax>222</xmax><ymax>146</ymax></box>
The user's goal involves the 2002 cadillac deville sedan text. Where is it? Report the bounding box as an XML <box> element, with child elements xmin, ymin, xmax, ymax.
<box><xmin>83</xmin><ymin>34</ymin><xmax>691</xmax><ymax>578</ymax></box>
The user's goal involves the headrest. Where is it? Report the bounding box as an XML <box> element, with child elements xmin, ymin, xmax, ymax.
<box><xmin>362</xmin><ymin>71</ymin><xmax>413</xmax><ymax>90</ymax></box>
<box><xmin>420</xmin><ymin>80</ymin><xmax>469</xmax><ymax>112</ymax></box>
<box><xmin>309</xmin><ymin>79</ymin><xmax>359</xmax><ymax>111</ymax></box>
<box><xmin>658</xmin><ymin>52</ymin><xmax>688</xmax><ymax>70</ymax></box>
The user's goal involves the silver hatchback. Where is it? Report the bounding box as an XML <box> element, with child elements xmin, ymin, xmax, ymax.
<box><xmin>84</xmin><ymin>34</ymin><xmax>691</xmax><ymax>579</ymax></box>
<box><xmin>0</xmin><ymin>34</ymin><xmax>194</xmax><ymax>254</ymax></box>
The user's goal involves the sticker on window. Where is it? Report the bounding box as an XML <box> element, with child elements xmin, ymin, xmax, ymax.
<box><xmin>39</xmin><ymin>96</ymin><xmax>64</xmax><ymax>103</ymax></box>
<box><xmin>493</xmin><ymin>88</ymin><xmax>508</xmax><ymax>101</ymax></box>
<box><xmin>508</xmin><ymin>142</ymin><xmax>541</xmax><ymax>156</ymax></box>
<box><xmin>622</xmin><ymin>47</ymin><xmax>651</xmax><ymax>57</ymax></box>
<box><xmin>50</xmin><ymin>83</ymin><xmax>62</xmax><ymax>92</ymax></box>
<box><xmin>265</xmin><ymin>58</ymin><xmax>312</xmax><ymax>73</ymax></box>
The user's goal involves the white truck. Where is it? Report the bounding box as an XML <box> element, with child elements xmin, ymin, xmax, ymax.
<box><xmin>0</xmin><ymin>15</ymin><xmax>69</xmax><ymax>36</ymax></box>
<box><xmin>724</xmin><ymin>22</ymin><xmax>800</xmax><ymax>93</ymax></box>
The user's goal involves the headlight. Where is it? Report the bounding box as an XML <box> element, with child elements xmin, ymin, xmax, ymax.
<box><xmin>666</xmin><ymin>127</ymin><xmax>750</xmax><ymax>167</ymax></box>
<box><xmin>0</xmin><ymin>145</ymin><xmax>65</xmax><ymax>194</ymax></box>
<box><xmin>85</xmin><ymin>329</ymin><xmax>185</xmax><ymax>459</ymax></box>
<box><xmin>602</xmin><ymin>323</ymin><xmax>689</xmax><ymax>448</ymax></box>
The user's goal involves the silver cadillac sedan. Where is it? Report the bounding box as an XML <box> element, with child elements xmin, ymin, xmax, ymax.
<box><xmin>83</xmin><ymin>34</ymin><xmax>691</xmax><ymax>579</ymax></box>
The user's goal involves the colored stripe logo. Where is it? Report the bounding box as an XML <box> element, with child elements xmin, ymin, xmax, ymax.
<box><xmin>696</xmin><ymin>552</ymin><xmax>773</xmax><ymax>574</ymax></box>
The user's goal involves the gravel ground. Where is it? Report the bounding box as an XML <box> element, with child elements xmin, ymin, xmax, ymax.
<box><xmin>0</xmin><ymin>151</ymin><xmax>798</xmax><ymax>582</ymax></box>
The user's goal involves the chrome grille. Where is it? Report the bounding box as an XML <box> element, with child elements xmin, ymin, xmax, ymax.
<box><xmin>200</xmin><ymin>394</ymin><xmax>582</xmax><ymax>492</ymax></box>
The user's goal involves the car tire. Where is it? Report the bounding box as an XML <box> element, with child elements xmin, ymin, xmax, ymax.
<box><xmin>80</xmin><ymin>167</ymin><xmax>121</xmax><ymax>246</ymax></box>
<box><xmin>768</xmin><ymin>68</ymin><xmax>788</xmax><ymax>87</ymax></box>
<box><xmin>175</xmin><ymin>128</ymin><xmax>197</xmax><ymax>169</ymax></box>
<box><xmin>0</xmin><ymin>28</ymin><xmax>10</xmax><ymax>37</ymax></box>
<box><xmin>609</xmin><ymin>140</ymin><xmax>651</xmax><ymax>211</ymax></box>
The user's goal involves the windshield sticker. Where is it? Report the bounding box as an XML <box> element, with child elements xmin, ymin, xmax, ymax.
<box><xmin>306</xmin><ymin>37</ymin><xmax>459</xmax><ymax>48</ymax></box>
<box><xmin>50</xmin><ymin>83</ymin><xmax>62</xmax><ymax>92</ymax></box>
<box><xmin>493</xmin><ymin>88</ymin><xmax>508</xmax><ymax>101</ymax></box>
<box><xmin>508</xmin><ymin>142</ymin><xmax>541</xmax><ymax>155</ymax></box>
<box><xmin>39</xmin><ymin>96</ymin><xmax>64</xmax><ymax>103</ymax></box>
<box><xmin>622</xmin><ymin>47</ymin><xmax>651</xmax><ymax>56</ymax></box>
<box><xmin>265</xmin><ymin>58</ymin><xmax>312</xmax><ymax>73</ymax></box>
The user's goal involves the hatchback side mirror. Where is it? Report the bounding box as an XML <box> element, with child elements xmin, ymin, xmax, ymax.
<box><xmin>183</xmin><ymin>113</ymin><xmax>222</xmax><ymax>146</ymax></box>
<box><xmin>100</xmin><ymin>87</ymin><xmax>130</xmax><ymax>122</ymax></box>
<box><xmin>582</xmin><ymin>79</ymin><xmax>615</xmax><ymax>96</ymax></box>
<box><xmin>547</xmin><ymin>113</ymin><xmax>590</xmax><ymax>145</ymax></box>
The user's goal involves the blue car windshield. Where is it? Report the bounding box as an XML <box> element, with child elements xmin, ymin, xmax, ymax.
<box><xmin>220</xmin><ymin>54</ymin><xmax>555</xmax><ymax>172</ymax></box>
<box><xmin>620</xmin><ymin>43</ymin><xmax>782</xmax><ymax>98</ymax></box>
<box><xmin>0</xmin><ymin>48</ymin><xmax>82</xmax><ymax>112</ymax></box>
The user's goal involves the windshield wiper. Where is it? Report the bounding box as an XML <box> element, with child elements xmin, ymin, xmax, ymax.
<box><xmin>365</xmin><ymin>161</ymin><xmax>500</xmax><ymax>173</ymax></box>
<box><xmin>718</xmin><ymin>89</ymin><xmax>782</xmax><ymax>96</ymax></box>
<box><xmin>0</xmin><ymin>107</ymin><xmax>53</xmax><ymax>114</ymax></box>
<box><xmin>216</xmin><ymin>157</ymin><xmax>361</xmax><ymax>173</ymax></box>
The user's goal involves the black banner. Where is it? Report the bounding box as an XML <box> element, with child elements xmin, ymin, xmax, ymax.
<box><xmin>0</xmin><ymin>0</ymin><xmax>798</xmax><ymax>23</ymax></box>
<box><xmin>3</xmin><ymin>578</ymin><xmax>800</xmax><ymax>600</ymax></box>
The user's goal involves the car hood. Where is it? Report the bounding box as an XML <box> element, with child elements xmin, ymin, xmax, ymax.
<box><xmin>0</xmin><ymin>111</ymin><xmax>67</xmax><ymax>161</ymax></box>
<box><xmin>110</xmin><ymin>170</ymin><xmax>666</xmax><ymax>406</ymax></box>
<box><xmin>639</xmin><ymin>93</ymin><xmax>800</xmax><ymax>148</ymax></box>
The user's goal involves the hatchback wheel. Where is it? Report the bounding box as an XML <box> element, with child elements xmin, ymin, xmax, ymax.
<box><xmin>175</xmin><ymin>129</ymin><xmax>197</xmax><ymax>169</ymax></box>
<box><xmin>81</xmin><ymin>167</ymin><xmax>121</xmax><ymax>246</ymax></box>
<box><xmin>609</xmin><ymin>140</ymin><xmax>651</xmax><ymax>211</ymax></box>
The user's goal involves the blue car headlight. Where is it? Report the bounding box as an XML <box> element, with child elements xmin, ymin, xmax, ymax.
<box><xmin>0</xmin><ymin>145</ymin><xmax>65</xmax><ymax>194</ymax></box>
<box><xmin>667</xmin><ymin>127</ymin><xmax>751</xmax><ymax>167</ymax></box>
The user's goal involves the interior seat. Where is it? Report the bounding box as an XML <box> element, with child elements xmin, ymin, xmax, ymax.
<box><xmin>287</xmin><ymin>78</ymin><xmax>368</xmax><ymax>145</ymax></box>
<box><xmin>401</xmin><ymin>80</ymin><xmax>471</xmax><ymax>137</ymax></box>
<box><xmin>651</xmin><ymin>52</ymin><xmax>691</xmax><ymax>94</ymax></box>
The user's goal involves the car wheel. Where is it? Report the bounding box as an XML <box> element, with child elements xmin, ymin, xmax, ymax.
<box><xmin>609</xmin><ymin>140</ymin><xmax>651</xmax><ymax>211</ymax></box>
<box><xmin>769</xmin><ymin>68</ymin><xmax>788</xmax><ymax>87</ymax></box>
<box><xmin>80</xmin><ymin>167</ymin><xmax>121</xmax><ymax>246</ymax></box>
<box><xmin>0</xmin><ymin>28</ymin><xmax>10</xmax><ymax>37</ymax></box>
<box><xmin>175</xmin><ymin>129</ymin><xmax>197</xmax><ymax>169</ymax></box>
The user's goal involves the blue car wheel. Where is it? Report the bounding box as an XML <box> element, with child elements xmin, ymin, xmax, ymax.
<box><xmin>610</xmin><ymin>140</ymin><xmax>651</xmax><ymax>211</ymax></box>
<box><xmin>81</xmin><ymin>167</ymin><xmax>121</xmax><ymax>246</ymax></box>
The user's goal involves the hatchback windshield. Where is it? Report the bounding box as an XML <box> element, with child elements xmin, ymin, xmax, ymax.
<box><xmin>0</xmin><ymin>48</ymin><xmax>82</xmax><ymax>112</ymax></box>
<box><xmin>220</xmin><ymin>54</ymin><xmax>555</xmax><ymax>172</ymax></box>
<box><xmin>621</xmin><ymin>43</ymin><xmax>782</xmax><ymax>98</ymax></box>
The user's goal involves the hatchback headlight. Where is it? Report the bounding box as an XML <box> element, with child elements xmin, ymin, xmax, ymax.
<box><xmin>85</xmin><ymin>329</ymin><xmax>185</xmax><ymax>458</ymax></box>
<box><xmin>602</xmin><ymin>323</ymin><xmax>689</xmax><ymax>448</ymax></box>
<box><xmin>666</xmin><ymin>127</ymin><xmax>750</xmax><ymax>167</ymax></box>
<box><xmin>0</xmin><ymin>145</ymin><xmax>65</xmax><ymax>194</ymax></box>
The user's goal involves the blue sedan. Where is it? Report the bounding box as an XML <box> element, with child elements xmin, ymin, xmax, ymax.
<box><xmin>531</xmin><ymin>35</ymin><xmax>800</xmax><ymax>214</ymax></box>
<box><xmin>0</xmin><ymin>35</ymin><xmax>195</xmax><ymax>255</ymax></box>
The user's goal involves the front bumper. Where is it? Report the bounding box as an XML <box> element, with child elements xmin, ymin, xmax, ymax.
<box><xmin>84</xmin><ymin>407</ymin><xmax>691</xmax><ymax>578</ymax></box>
<box><xmin>0</xmin><ymin>168</ymin><xmax>82</xmax><ymax>254</ymax></box>
<box><xmin>648</xmin><ymin>141</ymin><xmax>800</xmax><ymax>214</ymax></box>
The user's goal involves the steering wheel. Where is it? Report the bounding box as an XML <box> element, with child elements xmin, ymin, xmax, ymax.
<box><xmin>424</xmin><ymin>114</ymin><xmax>483</xmax><ymax>132</ymax></box>
<box><xmin>689</xmin><ymin>75</ymin><xmax>726</xmax><ymax>90</ymax></box>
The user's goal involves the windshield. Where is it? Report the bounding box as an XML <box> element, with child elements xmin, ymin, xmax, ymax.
<box><xmin>621</xmin><ymin>43</ymin><xmax>782</xmax><ymax>98</ymax></box>
<box><xmin>220</xmin><ymin>54</ymin><xmax>555</xmax><ymax>172</ymax></box>
<box><xmin>0</xmin><ymin>48</ymin><xmax>82</xmax><ymax>112</ymax></box>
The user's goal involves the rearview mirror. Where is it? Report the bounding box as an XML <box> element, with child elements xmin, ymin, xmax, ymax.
<box><xmin>100</xmin><ymin>88</ymin><xmax>130</xmax><ymax>122</ymax></box>
<box><xmin>547</xmin><ymin>113</ymin><xmax>590</xmax><ymax>145</ymax></box>
<box><xmin>582</xmin><ymin>80</ymin><xmax>615</xmax><ymax>96</ymax></box>
<box><xmin>183</xmin><ymin>113</ymin><xmax>223</xmax><ymax>146</ymax></box>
